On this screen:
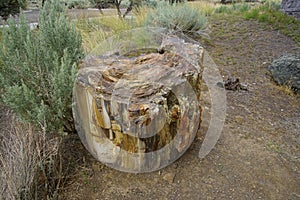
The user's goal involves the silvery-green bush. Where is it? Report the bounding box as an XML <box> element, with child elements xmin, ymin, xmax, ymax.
<box><xmin>0</xmin><ymin>0</ymin><xmax>84</xmax><ymax>134</ymax></box>
<box><xmin>144</xmin><ymin>2</ymin><xmax>208</xmax><ymax>38</ymax></box>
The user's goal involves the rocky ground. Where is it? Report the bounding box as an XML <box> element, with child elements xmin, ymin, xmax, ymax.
<box><xmin>1</xmin><ymin>11</ymin><xmax>299</xmax><ymax>200</ymax></box>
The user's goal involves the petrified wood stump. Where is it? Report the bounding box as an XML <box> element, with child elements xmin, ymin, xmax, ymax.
<box><xmin>73</xmin><ymin>36</ymin><xmax>204</xmax><ymax>172</ymax></box>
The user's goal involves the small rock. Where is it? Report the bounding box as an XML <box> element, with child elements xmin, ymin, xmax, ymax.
<box><xmin>240</xmin><ymin>83</ymin><xmax>248</xmax><ymax>90</ymax></box>
<box><xmin>216</xmin><ymin>82</ymin><xmax>224</xmax><ymax>88</ymax></box>
<box><xmin>224</xmin><ymin>77</ymin><xmax>248</xmax><ymax>91</ymax></box>
<box><xmin>163</xmin><ymin>172</ymin><xmax>176</xmax><ymax>184</ymax></box>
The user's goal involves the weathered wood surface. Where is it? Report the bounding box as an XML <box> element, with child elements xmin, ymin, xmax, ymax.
<box><xmin>73</xmin><ymin>36</ymin><xmax>204</xmax><ymax>172</ymax></box>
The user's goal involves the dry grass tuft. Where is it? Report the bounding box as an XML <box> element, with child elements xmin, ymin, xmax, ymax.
<box><xmin>133</xmin><ymin>6</ymin><xmax>152</xmax><ymax>27</ymax></box>
<box><xmin>188</xmin><ymin>1</ymin><xmax>220</xmax><ymax>16</ymax></box>
<box><xmin>0</xmin><ymin>115</ymin><xmax>60</xmax><ymax>200</ymax></box>
<box><xmin>76</xmin><ymin>14</ymin><xmax>134</xmax><ymax>53</ymax></box>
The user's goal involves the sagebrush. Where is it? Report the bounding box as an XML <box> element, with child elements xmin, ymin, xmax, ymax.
<box><xmin>0</xmin><ymin>0</ymin><xmax>84</xmax><ymax>134</ymax></box>
<box><xmin>143</xmin><ymin>2</ymin><xmax>208</xmax><ymax>38</ymax></box>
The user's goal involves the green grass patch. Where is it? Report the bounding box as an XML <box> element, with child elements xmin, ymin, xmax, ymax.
<box><xmin>244</xmin><ymin>2</ymin><xmax>300</xmax><ymax>45</ymax></box>
<box><xmin>215</xmin><ymin>3</ymin><xmax>251</xmax><ymax>14</ymax></box>
<box><xmin>211</xmin><ymin>0</ymin><xmax>299</xmax><ymax>45</ymax></box>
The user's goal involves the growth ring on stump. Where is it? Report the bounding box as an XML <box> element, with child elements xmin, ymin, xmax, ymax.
<box><xmin>73</xmin><ymin>32</ymin><xmax>204</xmax><ymax>173</ymax></box>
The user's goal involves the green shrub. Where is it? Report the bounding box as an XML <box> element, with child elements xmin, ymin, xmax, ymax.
<box><xmin>144</xmin><ymin>2</ymin><xmax>208</xmax><ymax>38</ymax></box>
<box><xmin>0</xmin><ymin>0</ymin><xmax>84</xmax><ymax>134</ymax></box>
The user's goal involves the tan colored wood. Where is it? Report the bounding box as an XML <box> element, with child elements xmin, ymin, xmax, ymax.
<box><xmin>73</xmin><ymin>36</ymin><xmax>204</xmax><ymax>172</ymax></box>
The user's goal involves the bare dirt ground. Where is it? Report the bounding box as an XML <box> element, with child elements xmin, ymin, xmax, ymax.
<box><xmin>1</xmin><ymin>13</ymin><xmax>299</xmax><ymax>200</ymax></box>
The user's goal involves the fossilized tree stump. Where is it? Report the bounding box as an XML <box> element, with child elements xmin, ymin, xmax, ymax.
<box><xmin>73</xmin><ymin>36</ymin><xmax>204</xmax><ymax>172</ymax></box>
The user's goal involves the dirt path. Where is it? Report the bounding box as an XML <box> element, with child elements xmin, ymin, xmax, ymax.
<box><xmin>57</xmin><ymin>15</ymin><xmax>300</xmax><ymax>200</ymax></box>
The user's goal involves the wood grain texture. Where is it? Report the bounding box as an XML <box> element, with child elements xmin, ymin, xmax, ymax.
<box><xmin>73</xmin><ymin>36</ymin><xmax>204</xmax><ymax>172</ymax></box>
